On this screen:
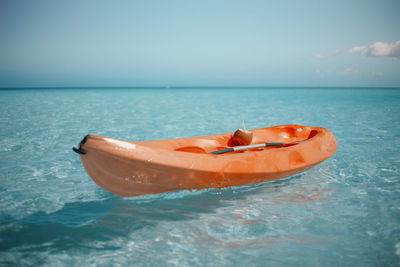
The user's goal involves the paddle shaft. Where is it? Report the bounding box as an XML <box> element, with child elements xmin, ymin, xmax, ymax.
<box><xmin>211</xmin><ymin>142</ymin><xmax>283</xmax><ymax>155</ymax></box>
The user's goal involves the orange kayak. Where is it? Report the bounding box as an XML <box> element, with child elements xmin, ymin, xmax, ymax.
<box><xmin>73</xmin><ymin>125</ymin><xmax>337</xmax><ymax>197</ymax></box>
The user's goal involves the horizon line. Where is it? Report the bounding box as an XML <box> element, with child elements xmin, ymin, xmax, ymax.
<box><xmin>1</xmin><ymin>85</ymin><xmax>400</xmax><ymax>90</ymax></box>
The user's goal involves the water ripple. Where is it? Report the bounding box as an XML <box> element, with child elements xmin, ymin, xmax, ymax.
<box><xmin>1</xmin><ymin>88</ymin><xmax>399</xmax><ymax>266</ymax></box>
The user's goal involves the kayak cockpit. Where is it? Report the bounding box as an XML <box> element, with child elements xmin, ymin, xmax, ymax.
<box><xmin>169</xmin><ymin>125</ymin><xmax>319</xmax><ymax>154</ymax></box>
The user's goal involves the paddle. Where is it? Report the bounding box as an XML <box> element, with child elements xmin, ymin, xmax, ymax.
<box><xmin>211</xmin><ymin>142</ymin><xmax>284</xmax><ymax>155</ymax></box>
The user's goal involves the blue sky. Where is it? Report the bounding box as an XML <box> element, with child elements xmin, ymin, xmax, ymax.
<box><xmin>0</xmin><ymin>0</ymin><xmax>399</xmax><ymax>87</ymax></box>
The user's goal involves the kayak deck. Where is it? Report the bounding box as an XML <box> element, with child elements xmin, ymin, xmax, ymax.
<box><xmin>74</xmin><ymin>125</ymin><xmax>337</xmax><ymax>197</ymax></box>
<box><xmin>139</xmin><ymin>125</ymin><xmax>318</xmax><ymax>153</ymax></box>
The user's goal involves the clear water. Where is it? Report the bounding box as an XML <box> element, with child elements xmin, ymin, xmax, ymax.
<box><xmin>0</xmin><ymin>87</ymin><xmax>399</xmax><ymax>266</ymax></box>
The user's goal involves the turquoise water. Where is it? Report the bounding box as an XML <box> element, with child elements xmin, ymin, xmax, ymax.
<box><xmin>0</xmin><ymin>87</ymin><xmax>399</xmax><ymax>266</ymax></box>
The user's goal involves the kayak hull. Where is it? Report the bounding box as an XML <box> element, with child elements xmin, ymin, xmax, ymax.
<box><xmin>76</xmin><ymin>125</ymin><xmax>337</xmax><ymax>197</ymax></box>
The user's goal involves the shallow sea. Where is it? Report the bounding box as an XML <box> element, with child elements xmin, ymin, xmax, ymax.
<box><xmin>0</xmin><ymin>87</ymin><xmax>399</xmax><ymax>266</ymax></box>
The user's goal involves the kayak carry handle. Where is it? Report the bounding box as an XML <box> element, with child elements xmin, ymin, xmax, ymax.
<box><xmin>72</xmin><ymin>134</ymin><xmax>90</xmax><ymax>155</ymax></box>
<box><xmin>211</xmin><ymin>142</ymin><xmax>283</xmax><ymax>155</ymax></box>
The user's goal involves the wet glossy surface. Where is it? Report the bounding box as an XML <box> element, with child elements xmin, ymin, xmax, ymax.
<box><xmin>78</xmin><ymin>125</ymin><xmax>336</xmax><ymax>196</ymax></box>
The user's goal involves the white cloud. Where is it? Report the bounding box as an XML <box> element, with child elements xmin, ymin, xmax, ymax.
<box><xmin>316</xmin><ymin>49</ymin><xmax>342</xmax><ymax>59</ymax></box>
<box><xmin>316</xmin><ymin>40</ymin><xmax>400</xmax><ymax>59</ymax></box>
<box><xmin>315</xmin><ymin>68</ymin><xmax>359</xmax><ymax>76</ymax></box>
<box><xmin>337</xmin><ymin>68</ymin><xmax>359</xmax><ymax>76</ymax></box>
<box><xmin>349</xmin><ymin>40</ymin><xmax>400</xmax><ymax>58</ymax></box>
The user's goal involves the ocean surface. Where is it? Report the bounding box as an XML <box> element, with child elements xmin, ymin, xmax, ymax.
<box><xmin>0</xmin><ymin>87</ymin><xmax>399</xmax><ymax>266</ymax></box>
